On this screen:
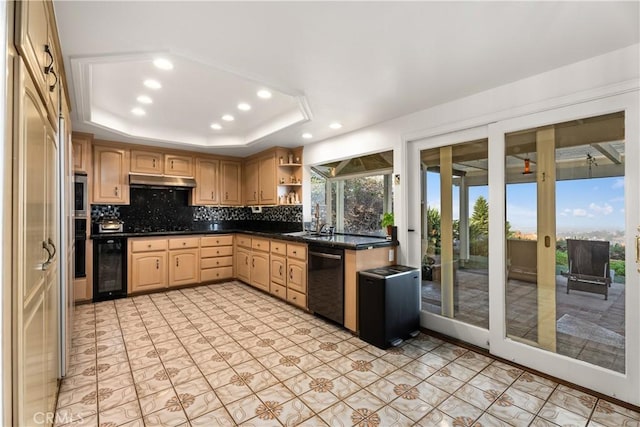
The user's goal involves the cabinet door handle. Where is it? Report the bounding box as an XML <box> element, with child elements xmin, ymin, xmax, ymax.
<box><xmin>289</xmin><ymin>268</ymin><xmax>293</xmax><ymax>280</ymax></box>
<box><xmin>152</xmin><ymin>158</ymin><xmax>156</xmax><ymax>168</ymax></box>
<box><xmin>211</xmin><ymin>191</ymin><xmax>214</xmax><ymax>199</ymax></box>
<box><xmin>42</xmin><ymin>241</ymin><xmax>53</xmax><ymax>269</ymax></box>
<box><xmin>48</xmin><ymin>69</ymin><xmax>58</xmax><ymax>92</ymax></box>
<box><xmin>183</xmin><ymin>242</ymin><xmax>186</xmax><ymax>246</ymax></box>
<box><xmin>252</xmin><ymin>259</ymin><xmax>255</xmax><ymax>268</ymax></box>
<box><xmin>43</xmin><ymin>44</ymin><xmax>54</xmax><ymax>74</ymax></box>
<box><xmin>176</xmin><ymin>257</ymin><xmax>179</xmax><ymax>267</ymax></box>
<box><xmin>225</xmin><ymin>192</ymin><xmax>228</xmax><ymax>200</ymax></box>
<box><xmin>260</xmin><ymin>190</ymin><xmax>264</xmax><ymax>199</ymax></box>
<box><xmin>114</xmin><ymin>186</ymin><xmax>119</xmax><ymax>196</ymax></box>
<box><xmin>253</xmin><ymin>191</ymin><xmax>257</xmax><ymax>200</ymax></box>
<box><xmin>47</xmin><ymin>238</ymin><xmax>56</xmax><ymax>259</ymax></box>
<box><xmin>156</xmin><ymin>259</ymin><xmax>159</xmax><ymax>269</ymax></box>
<box><xmin>279</xmin><ymin>265</ymin><xmax>283</xmax><ymax>276</ymax></box>
<box><xmin>171</xmin><ymin>160</ymin><xmax>174</xmax><ymax>169</ymax></box>
<box><xmin>245</xmin><ymin>257</ymin><xmax>249</xmax><ymax>265</ymax></box>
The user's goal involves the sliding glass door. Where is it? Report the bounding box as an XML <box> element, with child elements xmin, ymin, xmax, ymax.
<box><xmin>409</xmin><ymin>91</ymin><xmax>639</xmax><ymax>403</ymax></box>
<box><xmin>489</xmin><ymin>92</ymin><xmax>639</xmax><ymax>403</ymax></box>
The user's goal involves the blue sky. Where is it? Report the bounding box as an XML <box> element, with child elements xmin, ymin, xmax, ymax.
<box><xmin>426</xmin><ymin>173</ymin><xmax>625</xmax><ymax>233</ymax></box>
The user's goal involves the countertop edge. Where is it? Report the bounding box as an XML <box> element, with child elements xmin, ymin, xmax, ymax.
<box><xmin>90</xmin><ymin>229</ymin><xmax>398</xmax><ymax>250</ymax></box>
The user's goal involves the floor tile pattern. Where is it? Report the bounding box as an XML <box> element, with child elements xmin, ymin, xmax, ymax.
<box><xmin>56</xmin><ymin>281</ymin><xmax>638</xmax><ymax>426</ymax></box>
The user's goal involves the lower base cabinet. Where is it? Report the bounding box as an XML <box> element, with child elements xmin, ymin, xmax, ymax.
<box><xmin>236</xmin><ymin>248</ymin><xmax>251</xmax><ymax>283</ymax></box>
<box><xmin>130</xmin><ymin>252</ymin><xmax>167</xmax><ymax>292</ymax></box>
<box><xmin>169</xmin><ymin>249</ymin><xmax>199</xmax><ymax>286</ymax></box>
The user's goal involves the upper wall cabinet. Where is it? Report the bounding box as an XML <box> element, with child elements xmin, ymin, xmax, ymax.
<box><xmin>72</xmin><ymin>133</ymin><xmax>92</xmax><ymax>174</ymax></box>
<box><xmin>243</xmin><ymin>158</ymin><xmax>259</xmax><ymax>205</ymax></box>
<box><xmin>93</xmin><ymin>145</ymin><xmax>130</xmax><ymax>204</ymax></box>
<box><xmin>220</xmin><ymin>161</ymin><xmax>242</xmax><ymax>206</ymax></box>
<box><xmin>259</xmin><ymin>154</ymin><xmax>277</xmax><ymax>205</ymax></box>
<box><xmin>193</xmin><ymin>158</ymin><xmax>219</xmax><ymax>206</ymax></box>
<box><xmin>15</xmin><ymin>0</ymin><xmax>61</xmax><ymax>130</ymax></box>
<box><xmin>131</xmin><ymin>150</ymin><xmax>163</xmax><ymax>175</ymax></box>
<box><xmin>164</xmin><ymin>154</ymin><xmax>193</xmax><ymax>177</ymax></box>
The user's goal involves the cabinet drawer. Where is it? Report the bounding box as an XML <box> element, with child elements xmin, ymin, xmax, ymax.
<box><xmin>270</xmin><ymin>283</ymin><xmax>286</xmax><ymax>300</ymax></box>
<box><xmin>131</xmin><ymin>238</ymin><xmax>168</xmax><ymax>253</ymax></box>
<box><xmin>287</xmin><ymin>243</ymin><xmax>307</xmax><ymax>261</ymax></box>
<box><xmin>236</xmin><ymin>235</ymin><xmax>251</xmax><ymax>248</ymax></box>
<box><xmin>201</xmin><ymin>246</ymin><xmax>233</xmax><ymax>258</ymax></box>
<box><xmin>287</xmin><ymin>288</ymin><xmax>307</xmax><ymax>309</ymax></box>
<box><xmin>201</xmin><ymin>256</ymin><xmax>233</xmax><ymax>269</ymax></box>
<box><xmin>201</xmin><ymin>235</ymin><xmax>233</xmax><ymax>247</ymax></box>
<box><xmin>271</xmin><ymin>240</ymin><xmax>287</xmax><ymax>256</ymax></box>
<box><xmin>252</xmin><ymin>238</ymin><xmax>270</xmax><ymax>252</ymax></box>
<box><xmin>168</xmin><ymin>237</ymin><xmax>200</xmax><ymax>250</ymax></box>
<box><xmin>201</xmin><ymin>267</ymin><xmax>233</xmax><ymax>282</ymax></box>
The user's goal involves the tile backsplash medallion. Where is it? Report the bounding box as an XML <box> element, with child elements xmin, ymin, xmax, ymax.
<box><xmin>91</xmin><ymin>187</ymin><xmax>302</xmax><ymax>232</ymax></box>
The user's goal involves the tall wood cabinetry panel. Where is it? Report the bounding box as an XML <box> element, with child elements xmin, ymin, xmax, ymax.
<box><xmin>243</xmin><ymin>158</ymin><xmax>259</xmax><ymax>205</ymax></box>
<box><xmin>130</xmin><ymin>150</ymin><xmax>163</xmax><ymax>174</ymax></box>
<box><xmin>193</xmin><ymin>158</ymin><xmax>219</xmax><ymax>205</ymax></box>
<box><xmin>220</xmin><ymin>160</ymin><xmax>242</xmax><ymax>205</ymax></box>
<box><xmin>71</xmin><ymin>132</ymin><xmax>91</xmax><ymax>174</ymax></box>
<box><xmin>165</xmin><ymin>154</ymin><xmax>193</xmax><ymax>177</ymax></box>
<box><xmin>14</xmin><ymin>58</ymin><xmax>60</xmax><ymax>426</ymax></box>
<box><xmin>93</xmin><ymin>145</ymin><xmax>129</xmax><ymax>204</ymax></box>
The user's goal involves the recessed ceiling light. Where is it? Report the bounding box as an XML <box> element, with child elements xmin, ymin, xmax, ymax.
<box><xmin>143</xmin><ymin>79</ymin><xmax>162</xmax><ymax>89</ymax></box>
<box><xmin>222</xmin><ymin>114</ymin><xmax>234</xmax><ymax>122</ymax></box>
<box><xmin>302</xmin><ymin>133</ymin><xmax>313</xmax><ymax>139</ymax></box>
<box><xmin>257</xmin><ymin>89</ymin><xmax>272</xmax><ymax>99</ymax></box>
<box><xmin>329</xmin><ymin>122</ymin><xmax>342</xmax><ymax>129</ymax></box>
<box><xmin>153</xmin><ymin>58</ymin><xmax>174</xmax><ymax>70</ymax></box>
<box><xmin>237</xmin><ymin>103</ymin><xmax>251</xmax><ymax>111</ymax></box>
<box><xmin>131</xmin><ymin>107</ymin><xmax>146</xmax><ymax>116</ymax></box>
<box><xmin>136</xmin><ymin>95</ymin><xmax>152</xmax><ymax>104</ymax></box>
<box><xmin>210</xmin><ymin>123</ymin><xmax>222</xmax><ymax>130</ymax></box>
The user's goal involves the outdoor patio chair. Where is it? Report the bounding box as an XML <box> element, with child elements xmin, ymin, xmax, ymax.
<box><xmin>566</xmin><ymin>239</ymin><xmax>611</xmax><ymax>300</ymax></box>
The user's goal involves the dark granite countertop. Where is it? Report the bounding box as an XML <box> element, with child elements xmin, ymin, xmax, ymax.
<box><xmin>91</xmin><ymin>228</ymin><xmax>397</xmax><ymax>250</ymax></box>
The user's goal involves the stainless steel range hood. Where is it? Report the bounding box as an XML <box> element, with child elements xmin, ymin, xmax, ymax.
<box><xmin>129</xmin><ymin>173</ymin><xmax>197</xmax><ymax>188</ymax></box>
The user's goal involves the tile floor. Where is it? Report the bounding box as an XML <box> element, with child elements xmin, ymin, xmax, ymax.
<box><xmin>56</xmin><ymin>281</ymin><xmax>639</xmax><ymax>426</ymax></box>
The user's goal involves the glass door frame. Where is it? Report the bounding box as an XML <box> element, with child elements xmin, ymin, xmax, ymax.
<box><xmin>407</xmin><ymin>125</ymin><xmax>490</xmax><ymax>349</ymax></box>
<box><xmin>487</xmin><ymin>91</ymin><xmax>640</xmax><ymax>403</ymax></box>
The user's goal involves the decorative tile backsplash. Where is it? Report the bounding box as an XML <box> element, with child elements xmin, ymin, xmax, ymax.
<box><xmin>91</xmin><ymin>187</ymin><xmax>302</xmax><ymax>231</ymax></box>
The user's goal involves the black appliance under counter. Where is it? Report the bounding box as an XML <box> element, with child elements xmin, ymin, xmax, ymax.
<box><xmin>358</xmin><ymin>265</ymin><xmax>420</xmax><ymax>349</ymax></box>
<box><xmin>93</xmin><ymin>237</ymin><xmax>127</xmax><ymax>302</ymax></box>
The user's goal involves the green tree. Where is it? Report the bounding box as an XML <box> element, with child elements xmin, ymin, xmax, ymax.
<box><xmin>470</xmin><ymin>196</ymin><xmax>489</xmax><ymax>236</ymax></box>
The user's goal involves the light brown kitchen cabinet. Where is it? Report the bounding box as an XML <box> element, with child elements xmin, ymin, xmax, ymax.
<box><xmin>93</xmin><ymin>144</ymin><xmax>129</xmax><ymax>204</ymax></box>
<box><xmin>243</xmin><ymin>158</ymin><xmax>259</xmax><ymax>204</ymax></box>
<box><xmin>259</xmin><ymin>154</ymin><xmax>277</xmax><ymax>204</ymax></box>
<box><xmin>270</xmin><ymin>255</ymin><xmax>286</xmax><ymax>299</ymax></box>
<box><xmin>15</xmin><ymin>0</ymin><xmax>61</xmax><ymax>128</ymax></box>
<box><xmin>251</xmin><ymin>252</ymin><xmax>270</xmax><ymax>292</ymax></box>
<box><xmin>165</xmin><ymin>154</ymin><xmax>193</xmax><ymax>177</ymax></box>
<box><xmin>131</xmin><ymin>150</ymin><xmax>163</xmax><ymax>174</ymax></box>
<box><xmin>169</xmin><ymin>249</ymin><xmax>199</xmax><ymax>286</ymax></box>
<box><xmin>72</xmin><ymin>132</ymin><xmax>91</xmax><ymax>174</ymax></box>
<box><xmin>193</xmin><ymin>158</ymin><xmax>219</xmax><ymax>205</ymax></box>
<box><xmin>220</xmin><ymin>160</ymin><xmax>242</xmax><ymax>205</ymax></box>
<box><xmin>236</xmin><ymin>247</ymin><xmax>251</xmax><ymax>283</ymax></box>
<box><xmin>14</xmin><ymin>57</ymin><xmax>60</xmax><ymax>427</ymax></box>
<box><xmin>130</xmin><ymin>252</ymin><xmax>168</xmax><ymax>292</ymax></box>
<box><xmin>287</xmin><ymin>259</ymin><xmax>307</xmax><ymax>294</ymax></box>
<box><xmin>243</xmin><ymin>154</ymin><xmax>277</xmax><ymax>205</ymax></box>
<box><xmin>201</xmin><ymin>234</ymin><xmax>234</xmax><ymax>282</ymax></box>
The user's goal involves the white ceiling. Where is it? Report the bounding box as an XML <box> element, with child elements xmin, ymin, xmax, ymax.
<box><xmin>54</xmin><ymin>1</ymin><xmax>639</xmax><ymax>157</ymax></box>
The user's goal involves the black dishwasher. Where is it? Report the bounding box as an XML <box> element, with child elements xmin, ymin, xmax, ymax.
<box><xmin>93</xmin><ymin>237</ymin><xmax>127</xmax><ymax>302</ymax></box>
<box><xmin>308</xmin><ymin>245</ymin><xmax>345</xmax><ymax>325</ymax></box>
<box><xmin>358</xmin><ymin>265</ymin><xmax>420</xmax><ymax>349</ymax></box>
